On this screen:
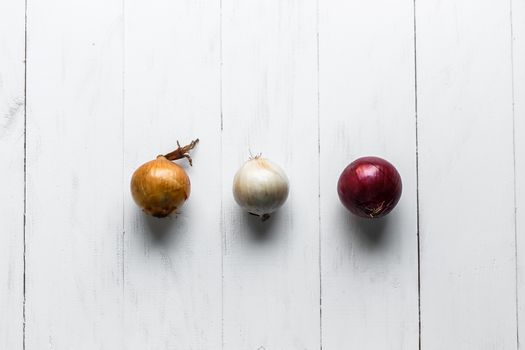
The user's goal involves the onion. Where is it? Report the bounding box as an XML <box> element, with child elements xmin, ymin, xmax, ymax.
<box><xmin>232</xmin><ymin>155</ymin><xmax>289</xmax><ymax>221</ymax></box>
<box><xmin>337</xmin><ymin>156</ymin><xmax>402</xmax><ymax>218</ymax></box>
<box><xmin>130</xmin><ymin>139</ymin><xmax>199</xmax><ymax>218</ymax></box>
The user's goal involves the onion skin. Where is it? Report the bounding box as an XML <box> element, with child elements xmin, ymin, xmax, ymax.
<box><xmin>337</xmin><ymin>156</ymin><xmax>402</xmax><ymax>218</ymax></box>
<box><xmin>131</xmin><ymin>156</ymin><xmax>190</xmax><ymax>218</ymax></box>
<box><xmin>233</xmin><ymin>157</ymin><xmax>289</xmax><ymax>220</ymax></box>
<box><xmin>130</xmin><ymin>139</ymin><xmax>198</xmax><ymax>218</ymax></box>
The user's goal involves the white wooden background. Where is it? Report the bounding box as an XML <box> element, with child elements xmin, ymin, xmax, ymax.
<box><xmin>0</xmin><ymin>0</ymin><xmax>523</xmax><ymax>348</ymax></box>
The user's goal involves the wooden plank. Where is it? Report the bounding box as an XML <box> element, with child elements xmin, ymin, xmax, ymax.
<box><xmin>122</xmin><ymin>0</ymin><xmax>222</xmax><ymax>348</ymax></box>
<box><xmin>0</xmin><ymin>0</ymin><xmax>25</xmax><ymax>348</ymax></box>
<box><xmin>24</xmin><ymin>0</ymin><xmax>124</xmax><ymax>347</ymax></box>
<box><xmin>319</xmin><ymin>0</ymin><xmax>419</xmax><ymax>348</ymax></box>
<box><xmin>417</xmin><ymin>0</ymin><xmax>517</xmax><ymax>348</ymax></box>
<box><xmin>221</xmin><ymin>0</ymin><xmax>320</xmax><ymax>348</ymax></box>
<box><xmin>513</xmin><ymin>0</ymin><xmax>525</xmax><ymax>344</ymax></box>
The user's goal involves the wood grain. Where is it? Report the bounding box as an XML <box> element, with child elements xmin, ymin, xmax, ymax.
<box><xmin>417</xmin><ymin>0</ymin><xmax>517</xmax><ymax>348</ymax></box>
<box><xmin>122</xmin><ymin>0</ymin><xmax>222</xmax><ymax>348</ymax></box>
<box><xmin>221</xmin><ymin>0</ymin><xmax>320</xmax><ymax>348</ymax></box>
<box><xmin>513</xmin><ymin>0</ymin><xmax>525</xmax><ymax>344</ymax></box>
<box><xmin>318</xmin><ymin>0</ymin><xmax>419</xmax><ymax>348</ymax></box>
<box><xmin>1</xmin><ymin>0</ymin><xmax>521</xmax><ymax>348</ymax></box>
<box><xmin>24</xmin><ymin>0</ymin><xmax>124</xmax><ymax>347</ymax></box>
<box><xmin>0</xmin><ymin>0</ymin><xmax>25</xmax><ymax>348</ymax></box>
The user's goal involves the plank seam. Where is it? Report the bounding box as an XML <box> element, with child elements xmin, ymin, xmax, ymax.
<box><xmin>219</xmin><ymin>0</ymin><xmax>224</xmax><ymax>348</ymax></box>
<box><xmin>510</xmin><ymin>0</ymin><xmax>520</xmax><ymax>347</ymax></box>
<box><xmin>23</xmin><ymin>0</ymin><xmax>28</xmax><ymax>346</ymax></box>
<box><xmin>121</xmin><ymin>0</ymin><xmax>126</xmax><ymax>301</ymax></box>
<box><xmin>316</xmin><ymin>0</ymin><xmax>322</xmax><ymax>345</ymax></box>
<box><xmin>412</xmin><ymin>0</ymin><xmax>422</xmax><ymax>349</ymax></box>
<box><xmin>316</xmin><ymin>0</ymin><xmax>323</xmax><ymax>350</ymax></box>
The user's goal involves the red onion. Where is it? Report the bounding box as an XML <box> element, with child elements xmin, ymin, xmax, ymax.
<box><xmin>337</xmin><ymin>156</ymin><xmax>402</xmax><ymax>218</ymax></box>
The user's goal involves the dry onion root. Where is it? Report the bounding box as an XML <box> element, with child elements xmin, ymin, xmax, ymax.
<box><xmin>130</xmin><ymin>139</ymin><xmax>199</xmax><ymax>218</ymax></box>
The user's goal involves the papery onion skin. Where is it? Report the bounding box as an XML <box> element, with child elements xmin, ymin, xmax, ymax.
<box><xmin>131</xmin><ymin>156</ymin><xmax>190</xmax><ymax>218</ymax></box>
<box><xmin>337</xmin><ymin>156</ymin><xmax>402</xmax><ymax>219</ymax></box>
<box><xmin>233</xmin><ymin>157</ymin><xmax>289</xmax><ymax>220</ymax></box>
<box><xmin>130</xmin><ymin>139</ymin><xmax>198</xmax><ymax>218</ymax></box>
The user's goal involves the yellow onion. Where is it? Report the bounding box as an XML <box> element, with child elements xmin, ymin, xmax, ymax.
<box><xmin>131</xmin><ymin>139</ymin><xmax>198</xmax><ymax>218</ymax></box>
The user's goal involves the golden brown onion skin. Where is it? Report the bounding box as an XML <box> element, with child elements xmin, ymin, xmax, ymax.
<box><xmin>130</xmin><ymin>156</ymin><xmax>190</xmax><ymax>218</ymax></box>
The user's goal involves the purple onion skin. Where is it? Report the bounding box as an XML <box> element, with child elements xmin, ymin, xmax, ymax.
<box><xmin>337</xmin><ymin>156</ymin><xmax>402</xmax><ymax>219</ymax></box>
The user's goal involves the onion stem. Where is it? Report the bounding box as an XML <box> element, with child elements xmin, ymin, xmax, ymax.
<box><xmin>162</xmin><ymin>139</ymin><xmax>199</xmax><ymax>166</ymax></box>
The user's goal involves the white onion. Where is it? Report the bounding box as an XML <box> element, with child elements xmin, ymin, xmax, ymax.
<box><xmin>232</xmin><ymin>156</ymin><xmax>289</xmax><ymax>221</ymax></box>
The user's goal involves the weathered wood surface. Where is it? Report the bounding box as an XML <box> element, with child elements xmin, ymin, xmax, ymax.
<box><xmin>0</xmin><ymin>0</ymin><xmax>521</xmax><ymax>348</ymax></box>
